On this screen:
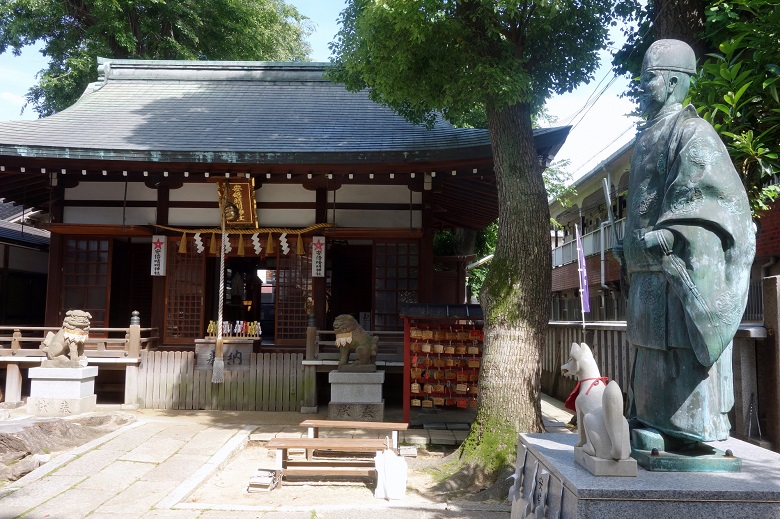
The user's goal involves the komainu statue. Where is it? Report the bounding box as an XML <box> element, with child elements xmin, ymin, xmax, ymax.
<box><xmin>332</xmin><ymin>314</ymin><xmax>378</xmax><ymax>372</ymax></box>
<box><xmin>42</xmin><ymin>310</ymin><xmax>92</xmax><ymax>368</ymax></box>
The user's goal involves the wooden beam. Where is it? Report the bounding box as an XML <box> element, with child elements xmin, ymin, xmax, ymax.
<box><xmin>43</xmin><ymin>223</ymin><xmax>153</xmax><ymax>236</ymax></box>
<box><xmin>322</xmin><ymin>228</ymin><xmax>423</xmax><ymax>239</ymax></box>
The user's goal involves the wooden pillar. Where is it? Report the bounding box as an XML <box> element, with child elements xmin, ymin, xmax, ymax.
<box><xmin>761</xmin><ymin>275</ymin><xmax>780</xmax><ymax>451</ymax></box>
<box><xmin>313</xmin><ymin>188</ymin><xmax>328</xmax><ymax>329</ymax></box>
<box><xmin>419</xmin><ymin>189</ymin><xmax>434</xmax><ymax>303</ymax></box>
<box><xmin>402</xmin><ymin>317</ymin><xmax>411</xmax><ymax>423</ymax></box>
<box><xmin>0</xmin><ymin>244</ymin><xmax>7</xmax><ymax>323</ymax></box>
<box><xmin>44</xmin><ymin>233</ymin><xmax>64</xmax><ymax>326</ymax></box>
<box><xmin>150</xmin><ymin>185</ymin><xmax>170</xmax><ymax>335</ymax></box>
<box><xmin>299</xmin><ymin>188</ymin><xmax>330</xmax><ymax>413</ymax></box>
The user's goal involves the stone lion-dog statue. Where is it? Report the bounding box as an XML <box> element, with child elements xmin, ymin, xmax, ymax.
<box><xmin>333</xmin><ymin>314</ymin><xmax>378</xmax><ymax>372</ymax></box>
<box><xmin>42</xmin><ymin>310</ymin><xmax>92</xmax><ymax>368</ymax></box>
<box><xmin>561</xmin><ymin>342</ymin><xmax>631</xmax><ymax>464</ymax></box>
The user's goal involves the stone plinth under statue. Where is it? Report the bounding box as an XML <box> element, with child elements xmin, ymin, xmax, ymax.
<box><xmin>27</xmin><ymin>366</ymin><xmax>98</xmax><ymax>417</ymax></box>
<box><xmin>328</xmin><ymin>370</ymin><xmax>384</xmax><ymax>421</ymax></box>
<box><xmin>509</xmin><ymin>433</ymin><xmax>780</xmax><ymax>519</ymax></box>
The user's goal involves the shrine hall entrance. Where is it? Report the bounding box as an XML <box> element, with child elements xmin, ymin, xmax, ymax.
<box><xmin>327</xmin><ymin>239</ymin><xmax>420</xmax><ymax>332</ymax></box>
<box><xmin>326</xmin><ymin>242</ymin><xmax>372</xmax><ymax>330</ymax></box>
<box><xmin>163</xmin><ymin>235</ymin><xmax>419</xmax><ymax>346</ymax></box>
<box><xmin>207</xmin><ymin>252</ymin><xmax>312</xmax><ymax>348</ymax></box>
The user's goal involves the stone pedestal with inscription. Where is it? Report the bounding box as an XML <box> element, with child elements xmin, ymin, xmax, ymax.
<box><xmin>509</xmin><ymin>433</ymin><xmax>780</xmax><ymax>518</ymax></box>
<box><xmin>27</xmin><ymin>366</ymin><xmax>98</xmax><ymax>417</ymax></box>
<box><xmin>328</xmin><ymin>370</ymin><xmax>384</xmax><ymax>421</ymax></box>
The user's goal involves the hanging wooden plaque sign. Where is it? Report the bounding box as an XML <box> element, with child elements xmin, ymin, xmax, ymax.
<box><xmin>216</xmin><ymin>178</ymin><xmax>258</xmax><ymax>228</ymax></box>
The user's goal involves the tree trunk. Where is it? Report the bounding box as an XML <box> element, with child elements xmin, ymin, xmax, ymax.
<box><xmin>653</xmin><ymin>0</ymin><xmax>710</xmax><ymax>59</ymax></box>
<box><xmin>459</xmin><ymin>101</ymin><xmax>547</xmax><ymax>470</ymax></box>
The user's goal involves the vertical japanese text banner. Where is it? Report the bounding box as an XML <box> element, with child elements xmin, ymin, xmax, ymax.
<box><xmin>575</xmin><ymin>225</ymin><xmax>589</xmax><ymax>313</ymax></box>
<box><xmin>311</xmin><ymin>236</ymin><xmax>326</xmax><ymax>277</ymax></box>
<box><xmin>151</xmin><ymin>235</ymin><xmax>167</xmax><ymax>276</ymax></box>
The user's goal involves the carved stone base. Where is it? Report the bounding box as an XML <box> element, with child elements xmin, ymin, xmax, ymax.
<box><xmin>27</xmin><ymin>366</ymin><xmax>98</xmax><ymax>417</ymax></box>
<box><xmin>336</xmin><ymin>363</ymin><xmax>377</xmax><ymax>373</ymax></box>
<box><xmin>574</xmin><ymin>446</ymin><xmax>637</xmax><ymax>477</ymax></box>
<box><xmin>27</xmin><ymin>395</ymin><xmax>97</xmax><ymax>417</ymax></box>
<box><xmin>41</xmin><ymin>358</ymin><xmax>87</xmax><ymax>369</ymax></box>
<box><xmin>329</xmin><ymin>370</ymin><xmax>385</xmax><ymax>403</ymax></box>
<box><xmin>328</xmin><ymin>401</ymin><xmax>384</xmax><ymax>422</ymax></box>
<box><xmin>509</xmin><ymin>433</ymin><xmax>777</xmax><ymax>518</ymax></box>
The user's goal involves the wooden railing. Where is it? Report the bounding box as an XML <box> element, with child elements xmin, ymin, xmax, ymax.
<box><xmin>305</xmin><ymin>328</ymin><xmax>404</xmax><ymax>366</ymax></box>
<box><xmin>0</xmin><ymin>327</ymin><xmax>158</xmax><ymax>358</ymax></box>
<box><xmin>0</xmin><ymin>312</ymin><xmax>159</xmax><ymax>404</ymax></box>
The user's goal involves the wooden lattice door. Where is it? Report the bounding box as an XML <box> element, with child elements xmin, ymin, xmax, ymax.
<box><xmin>165</xmin><ymin>238</ymin><xmax>206</xmax><ymax>344</ymax></box>
<box><xmin>373</xmin><ymin>240</ymin><xmax>419</xmax><ymax>330</ymax></box>
<box><xmin>61</xmin><ymin>238</ymin><xmax>111</xmax><ymax>327</ymax></box>
<box><xmin>275</xmin><ymin>242</ymin><xmax>312</xmax><ymax>346</ymax></box>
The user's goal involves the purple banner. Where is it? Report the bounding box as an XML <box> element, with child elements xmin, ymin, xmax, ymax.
<box><xmin>576</xmin><ymin>225</ymin><xmax>590</xmax><ymax>313</ymax></box>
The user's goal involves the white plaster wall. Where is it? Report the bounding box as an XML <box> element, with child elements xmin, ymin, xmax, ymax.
<box><xmin>170</xmin><ymin>183</ymin><xmax>217</xmax><ymax>202</ymax></box>
<box><xmin>8</xmin><ymin>246</ymin><xmax>48</xmax><ymax>273</ymax></box>
<box><xmin>65</xmin><ymin>181</ymin><xmax>157</xmax><ymax>201</ymax></box>
<box><xmin>329</xmin><ymin>185</ymin><xmax>420</xmax><ymax>204</ymax></box>
<box><xmin>257</xmin><ymin>184</ymin><xmax>316</xmax><ymax>203</ymax></box>
<box><xmin>332</xmin><ymin>209</ymin><xmax>421</xmax><ymax>228</ymax></box>
<box><xmin>259</xmin><ymin>209</ymin><xmax>316</xmax><ymax>228</ymax></box>
<box><xmin>63</xmin><ymin>207</ymin><xmax>156</xmax><ymax>225</ymax></box>
<box><xmin>169</xmin><ymin>207</ymin><xmax>221</xmax><ymax>227</ymax></box>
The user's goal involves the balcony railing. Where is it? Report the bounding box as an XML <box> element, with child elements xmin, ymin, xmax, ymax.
<box><xmin>552</xmin><ymin>218</ymin><xmax>625</xmax><ymax>268</ymax></box>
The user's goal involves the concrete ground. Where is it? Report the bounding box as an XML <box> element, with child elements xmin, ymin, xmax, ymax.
<box><xmin>0</xmin><ymin>396</ymin><xmax>573</xmax><ymax>518</ymax></box>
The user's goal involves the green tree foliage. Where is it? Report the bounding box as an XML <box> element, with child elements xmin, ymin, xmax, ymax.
<box><xmin>465</xmin><ymin>221</ymin><xmax>498</xmax><ymax>301</ymax></box>
<box><xmin>0</xmin><ymin>0</ymin><xmax>313</xmax><ymax>116</ymax></box>
<box><xmin>330</xmin><ymin>0</ymin><xmax>618</xmax><ymax>482</ymax></box>
<box><xmin>691</xmin><ymin>0</ymin><xmax>780</xmax><ymax>214</ymax></box>
<box><xmin>613</xmin><ymin>0</ymin><xmax>780</xmax><ymax>214</ymax></box>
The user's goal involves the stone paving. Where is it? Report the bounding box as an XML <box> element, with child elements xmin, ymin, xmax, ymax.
<box><xmin>0</xmin><ymin>397</ymin><xmax>573</xmax><ymax>518</ymax></box>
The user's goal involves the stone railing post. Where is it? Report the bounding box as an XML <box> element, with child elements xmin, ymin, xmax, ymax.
<box><xmin>124</xmin><ymin>310</ymin><xmax>141</xmax><ymax>407</ymax></box>
<box><xmin>5</xmin><ymin>330</ymin><xmax>23</xmax><ymax>402</ymax></box>
<box><xmin>127</xmin><ymin>310</ymin><xmax>141</xmax><ymax>358</ymax></box>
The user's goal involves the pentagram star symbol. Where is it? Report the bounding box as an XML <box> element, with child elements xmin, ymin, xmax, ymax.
<box><xmin>313</xmin><ymin>241</ymin><xmax>325</xmax><ymax>251</ymax></box>
<box><xmin>152</xmin><ymin>239</ymin><xmax>164</xmax><ymax>249</ymax></box>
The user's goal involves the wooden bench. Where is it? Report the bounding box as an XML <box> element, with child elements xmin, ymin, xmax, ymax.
<box><xmin>299</xmin><ymin>419</ymin><xmax>409</xmax><ymax>450</ymax></box>
<box><xmin>265</xmin><ymin>437</ymin><xmax>390</xmax><ymax>485</ymax></box>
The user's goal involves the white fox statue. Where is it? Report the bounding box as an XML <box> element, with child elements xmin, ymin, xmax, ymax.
<box><xmin>561</xmin><ymin>342</ymin><xmax>631</xmax><ymax>461</ymax></box>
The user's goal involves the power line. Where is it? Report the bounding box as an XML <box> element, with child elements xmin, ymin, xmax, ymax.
<box><xmin>570</xmin><ymin>123</ymin><xmax>637</xmax><ymax>178</ymax></box>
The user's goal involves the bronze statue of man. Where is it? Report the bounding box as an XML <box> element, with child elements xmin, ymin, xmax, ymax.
<box><xmin>617</xmin><ymin>39</ymin><xmax>755</xmax><ymax>445</ymax></box>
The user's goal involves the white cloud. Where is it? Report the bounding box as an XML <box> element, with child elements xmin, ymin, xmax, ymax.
<box><xmin>0</xmin><ymin>91</ymin><xmax>33</xmax><ymax>121</ymax></box>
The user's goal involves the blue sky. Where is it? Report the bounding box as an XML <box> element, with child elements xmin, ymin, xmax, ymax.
<box><xmin>0</xmin><ymin>0</ymin><xmax>637</xmax><ymax>181</ymax></box>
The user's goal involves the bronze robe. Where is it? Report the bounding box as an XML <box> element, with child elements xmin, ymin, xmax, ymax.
<box><xmin>624</xmin><ymin>105</ymin><xmax>755</xmax><ymax>442</ymax></box>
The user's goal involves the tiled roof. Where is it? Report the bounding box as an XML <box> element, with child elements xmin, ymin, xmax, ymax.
<box><xmin>0</xmin><ymin>219</ymin><xmax>49</xmax><ymax>247</ymax></box>
<box><xmin>0</xmin><ymin>60</ymin><xmax>502</xmax><ymax>164</ymax></box>
<box><xmin>0</xmin><ymin>200</ymin><xmax>22</xmax><ymax>220</ymax></box>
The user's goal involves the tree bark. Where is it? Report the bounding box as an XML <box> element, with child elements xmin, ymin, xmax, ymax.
<box><xmin>460</xmin><ymin>101</ymin><xmax>547</xmax><ymax>467</ymax></box>
<box><xmin>653</xmin><ymin>0</ymin><xmax>710</xmax><ymax>59</ymax></box>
